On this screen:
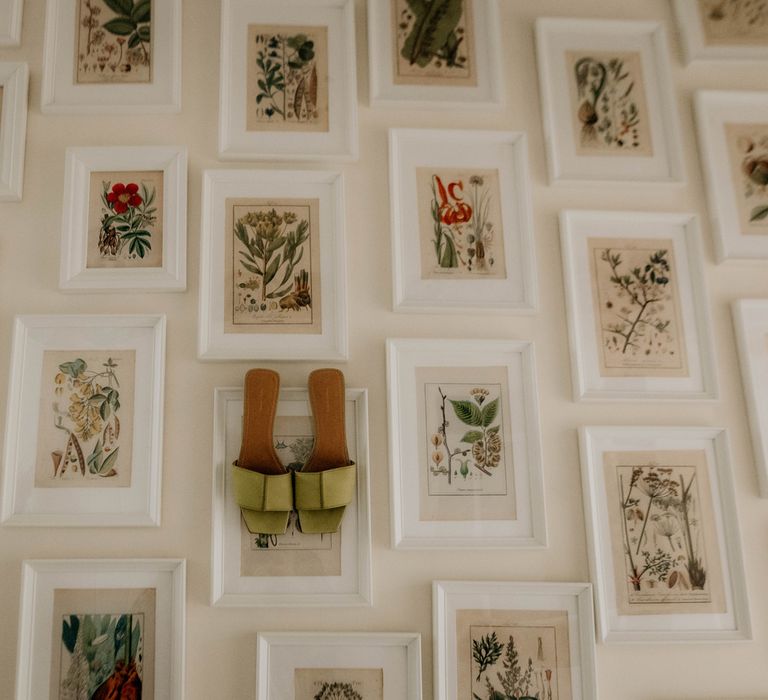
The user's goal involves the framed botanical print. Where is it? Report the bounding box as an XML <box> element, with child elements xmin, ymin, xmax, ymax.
<box><xmin>15</xmin><ymin>558</ymin><xmax>185</xmax><ymax>700</ymax></box>
<box><xmin>211</xmin><ymin>386</ymin><xmax>372</xmax><ymax>606</ymax></box>
<box><xmin>694</xmin><ymin>90</ymin><xmax>768</xmax><ymax>260</ymax></box>
<box><xmin>256</xmin><ymin>632</ymin><xmax>422</xmax><ymax>700</ymax></box>
<box><xmin>0</xmin><ymin>315</ymin><xmax>165</xmax><ymax>527</ymax></box>
<box><xmin>0</xmin><ymin>62</ymin><xmax>28</xmax><ymax>201</ymax></box>
<box><xmin>59</xmin><ymin>146</ymin><xmax>188</xmax><ymax>291</ymax></box>
<box><xmin>732</xmin><ymin>299</ymin><xmax>768</xmax><ymax>498</ymax></box>
<box><xmin>579</xmin><ymin>426</ymin><xmax>751</xmax><ymax>642</ymax></box>
<box><xmin>674</xmin><ymin>0</ymin><xmax>768</xmax><ymax>62</ymax></box>
<box><xmin>386</xmin><ymin>338</ymin><xmax>546</xmax><ymax>549</ymax></box>
<box><xmin>389</xmin><ymin>129</ymin><xmax>537</xmax><ymax>313</ymax></box>
<box><xmin>219</xmin><ymin>0</ymin><xmax>358</xmax><ymax>161</ymax></box>
<box><xmin>368</xmin><ymin>0</ymin><xmax>503</xmax><ymax>109</ymax></box>
<box><xmin>535</xmin><ymin>18</ymin><xmax>685</xmax><ymax>184</ymax></box>
<box><xmin>433</xmin><ymin>581</ymin><xmax>597</xmax><ymax>700</ymax></box>
<box><xmin>198</xmin><ymin>169</ymin><xmax>348</xmax><ymax>361</ymax></box>
<box><xmin>41</xmin><ymin>0</ymin><xmax>181</xmax><ymax>113</ymax></box>
<box><xmin>560</xmin><ymin>211</ymin><xmax>718</xmax><ymax>401</ymax></box>
<box><xmin>0</xmin><ymin>0</ymin><xmax>22</xmax><ymax>45</ymax></box>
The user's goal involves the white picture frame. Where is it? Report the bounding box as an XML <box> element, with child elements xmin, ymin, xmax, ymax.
<box><xmin>1</xmin><ymin>314</ymin><xmax>166</xmax><ymax>527</ymax></box>
<box><xmin>211</xmin><ymin>386</ymin><xmax>372</xmax><ymax>607</ymax></box>
<box><xmin>389</xmin><ymin>128</ymin><xmax>537</xmax><ymax>313</ymax></box>
<box><xmin>41</xmin><ymin>0</ymin><xmax>181</xmax><ymax>114</ymax></box>
<box><xmin>59</xmin><ymin>146</ymin><xmax>188</xmax><ymax>292</ymax></box>
<box><xmin>0</xmin><ymin>0</ymin><xmax>22</xmax><ymax>46</ymax></box>
<box><xmin>673</xmin><ymin>0</ymin><xmax>768</xmax><ymax>63</ymax></box>
<box><xmin>433</xmin><ymin>580</ymin><xmax>598</xmax><ymax>700</ymax></box>
<box><xmin>560</xmin><ymin>210</ymin><xmax>718</xmax><ymax>401</ymax></box>
<box><xmin>198</xmin><ymin>169</ymin><xmax>348</xmax><ymax>361</ymax></box>
<box><xmin>732</xmin><ymin>299</ymin><xmax>768</xmax><ymax>498</ymax></box>
<box><xmin>535</xmin><ymin>18</ymin><xmax>685</xmax><ymax>185</ymax></box>
<box><xmin>694</xmin><ymin>90</ymin><xmax>768</xmax><ymax>261</ymax></box>
<box><xmin>219</xmin><ymin>0</ymin><xmax>358</xmax><ymax>161</ymax></box>
<box><xmin>256</xmin><ymin>632</ymin><xmax>422</xmax><ymax>700</ymax></box>
<box><xmin>367</xmin><ymin>0</ymin><xmax>503</xmax><ymax>109</ymax></box>
<box><xmin>579</xmin><ymin>426</ymin><xmax>751</xmax><ymax>643</ymax></box>
<box><xmin>0</xmin><ymin>62</ymin><xmax>28</xmax><ymax>201</ymax></box>
<box><xmin>15</xmin><ymin>558</ymin><xmax>185</xmax><ymax>700</ymax></box>
<box><xmin>386</xmin><ymin>338</ymin><xmax>547</xmax><ymax>549</ymax></box>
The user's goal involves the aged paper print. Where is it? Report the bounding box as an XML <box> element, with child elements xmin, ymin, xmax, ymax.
<box><xmin>416</xmin><ymin>167</ymin><xmax>507</xmax><ymax>280</ymax></box>
<box><xmin>34</xmin><ymin>350</ymin><xmax>135</xmax><ymax>489</ymax></box>
<box><xmin>589</xmin><ymin>236</ymin><xmax>689</xmax><ymax>378</ymax></box>
<box><xmin>393</xmin><ymin>0</ymin><xmax>477</xmax><ymax>86</ymax></box>
<box><xmin>603</xmin><ymin>450</ymin><xmax>727</xmax><ymax>616</ymax></box>
<box><xmin>240</xmin><ymin>415</ymin><xmax>341</xmax><ymax>577</ymax></box>
<box><xmin>457</xmin><ymin>608</ymin><xmax>572</xmax><ymax>700</ymax></box>
<box><xmin>416</xmin><ymin>365</ymin><xmax>516</xmax><ymax>522</ymax></box>
<box><xmin>246</xmin><ymin>24</ymin><xmax>329</xmax><ymax>132</ymax></box>
<box><xmin>567</xmin><ymin>50</ymin><xmax>653</xmax><ymax>157</ymax></box>
<box><xmin>295</xmin><ymin>668</ymin><xmax>384</xmax><ymax>700</ymax></box>
<box><xmin>50</xmin><ymin>587</ymin><xmax>155</xmax><ymax>700</ymax></box>
<box><xmin>86</xmin><ymin>170</ymin><xmax>164</xmax><ymax>269</ymax></box>
<box><xmin>699</xmin><ymin>0</ymin><xmax>768</xmax><ymax>45</ymax></box>
<box><xmin>76</xmin><ymin>0</ymin><xmax>152</xmax><ymax>84</ymax></box>
<box><xmin>224</xmin><ymin>198</ymin><xmax>322</xmax><ymax>335</ymax></box>
<box><xmin>724</xmin><ymin>122</ymin><xmax>768</xmax><ymax>235</ymax></box>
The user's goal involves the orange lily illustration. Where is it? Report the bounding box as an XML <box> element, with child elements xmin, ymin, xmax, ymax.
<box><xmin>434</xmin><ymin>175</ymin><xmax>473</xmax><ymax>225</ymax></box>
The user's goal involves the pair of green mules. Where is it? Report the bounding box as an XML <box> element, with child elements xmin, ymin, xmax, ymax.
<box><xmin>232</xmin><ymin>367</ymin><xmax>356</xmax><ymax>535</ymax></box>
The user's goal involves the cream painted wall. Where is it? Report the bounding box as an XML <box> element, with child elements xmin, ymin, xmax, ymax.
<box><xmin>1</xmin><ymin>0</ymin><xmax>767</xmax><ymax>697</ymax></box>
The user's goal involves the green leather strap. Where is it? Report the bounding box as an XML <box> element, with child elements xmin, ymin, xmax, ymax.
<box><xmin>294</xmin><ymin>463</ymin><xmax>356</xmax><ymax>511</ymax></box>
<box><xmin>231</xmin><ymin>463</ymin><xmax>293</xmax><ymax>534</ymax></box>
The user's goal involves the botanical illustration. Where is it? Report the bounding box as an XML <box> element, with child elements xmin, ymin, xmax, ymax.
<box><xmin>457</xmin><ymin>609</ymin><xmax>572</xmax><ymax>700</ymax></box>
<box><xmin>699</xmin><ymin>0</ymin><xmax>768</xmax><ymax>44</ymax></box>
<box><xmin>568</xmin><ymin>50</ymin><xmax>653</xmax><ymax>156</ymax></box>
<box><xmin>724</xmin><ymin>122</ymin><xmax>768</xmax><ymax>234</ymax></box>
<box><xmin>87</xmin><ymin>170</ymin><xmax>164</xmax><ymax>269</ymax></box>
<box><xmin>603</xmin><ymin>450</ymin><xmax>727</xmax><ymax>614</ymax></box>
<box><xmin>416</xmin><ymin>168</ymin><xmax>507</xmax><ymax>280</ymax></box>
<box><xmin>34</xmin><ymin>350</ymin><xmax>135</xmax><ymax>489</ymax></box>
<box><xmin>246</xmin><ymin>24</ymin><xmax>329</xmax><ymax>132</ymax></box>
<box><xmin>239</xmin><ymin>415</ymin><xmax>341</xmax><ymax>577</ymax></box>
<box><xmin>51</xmin><ymin>588</ymin><xmax>155</xmax><ymax>700</ymax></box>
<box><xmin>294</xmin><ymin>668</ymin><xmax>383</xmax><ymax>700</ymax></box>
<box><xmin>225</xmin><ymin>198</ymin><xmax>321</xmax><ymax>334</ymax></box>
<box><xmin>76</xmin><ymin>0</ymin><xmax>152</xmax><ymax>84</ymax></box>
<box><xmin>417</xmin><ymin>366</ymin><xmax>516</xmax><ymax>522</ymax></box>
<box><xmin>589</xmin><ymin>237</ymin><xmax>689</xmax><ymax>377</ymax></box>
<box><xmin>393</xmin><ymin>0</ymin><xmax>476</xmax><ymax>86</ymax></box>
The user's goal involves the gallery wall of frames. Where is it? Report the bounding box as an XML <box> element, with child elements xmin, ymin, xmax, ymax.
<box><xmin>1</xmin><ymin>0</ymin><xmax>768</xmax><ymax>698</ymax></box>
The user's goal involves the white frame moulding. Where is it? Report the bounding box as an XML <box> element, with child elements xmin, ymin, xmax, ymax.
<box><xmin>0</xmin><ymin>0</ymin><xmax>22</xmax><ymax>46</ymax></box>
<box><xmin>433</xmin><ymin>580</ymin><xmax>598</xmax><ymax>700</ymax></box>
<box><xmin>388</xmin><ymin>128</ymin><xmax>538</xmax><ymax>314</ymax></box>
<box><xmin>535</xmin><ymin>17</ymin><xmax>685</xmax><ymax>185</ymax></box>
<box><xmin>256</xmin><ymin>632</ymin><xmax>422</xmax><ymax>700</ymax></box>
<box><xmin>211</xmin><ymin>386</ymin><xmax>373</xmax><ymax>607</ymax></box>
<box><xmin>579</xmin><ymin>426</ymin><xmax>752</xmax><ymax>643</ymax></box>
<box><xmin>0</xmin><ymin>62</ymin><xmax>28</xmax><ymax>201</ymax></box>
<box><xmin>59</xmin><ymin>146</ymin><xmax>188</xmax><ymax>292</ymax></box>
<box><xmin>15</xmin><ymin>558</ymin><xmax>186</xmax><ymax>700</ymax></box>
<box><xmin>386</xmin><ymin>338</ymin><xmax>547</xmax><ymax>549</ymax></box>
<box><xmin>1</xmin><ymin>314</ymin><xmax>166</xmax><ymax>527</ymax></box>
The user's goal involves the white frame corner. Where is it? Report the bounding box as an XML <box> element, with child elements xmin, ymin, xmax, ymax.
<box><xmin>0</xmin><ymin>62</ymin><xmax>28</xmax><ymax>201</ymax></box>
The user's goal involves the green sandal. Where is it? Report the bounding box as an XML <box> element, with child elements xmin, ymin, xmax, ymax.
<box><xmin>232</xmin><ymin>369</ymin><xmax>292</xmax><ymax>535</ymax></box>
<box><xmin>295</xmin><ymin>368</ymin><xmax>356</xmax><ymax>534</ymax></box>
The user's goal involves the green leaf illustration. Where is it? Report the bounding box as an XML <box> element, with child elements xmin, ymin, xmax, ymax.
<box><xmin>450</xmin><ymin>399</ymin><xmax>482</xmax><ymax>427</ymax></box>
<box><xmin>137</xmin><ymin>24</ymin><xmax>151</xmax><ymax>41</ymax></box>
<box><xmin>460</xmin><ymin>430</ymin><xmax>483</xmax><ymax>444</ymax></box>
<box><xmin>750</xmin><ymin>205</ymin><xmax>768</xmax><ymax>222</ymax></box>
<box><xmin>103</xmin><ymin>18</ymin><xmax>137</xmax><ymax>36</ymax></box>
<box><xmin>132</xmin><ymin>0</ymin><xmax>151</xmax><ymax>23</ymax></box>
<box><xmin>402</xmin><ymin>0</ymin><xmax>464</xmax><ymax>68</ymax></box>
<box><xmin>481</xmin><ymin>398</ymin><xmax>499</xmax><ymax>427</ymax></box>
<box><xmin>486</xmin><ymin>425</ymin><xmax>500</xmax><ymax>436</ymax></box>
<box><xmin>99</xmin><ymin>448</ymin><xmax>120</xmax><ymax>475</ymax></box>
<box><xmin>104</xmin><ymin>0</ymin><xmax>134</xmax><ymax>16</ymax></box>
<box><xmin>59</xmin><ymin>359</ymin><xmax>87</xmax><ymax>378</ymax></box>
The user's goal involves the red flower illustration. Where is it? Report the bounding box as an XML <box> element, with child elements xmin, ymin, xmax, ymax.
<box><xmin>107</xmin><ymin>183</ymin><xmax>143</xmax><ymax>214</ymax></box>
<box><xmin>434</xmin><ymin>175</ymin><xmax>472</xmax><ymax>226</ymax></box>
